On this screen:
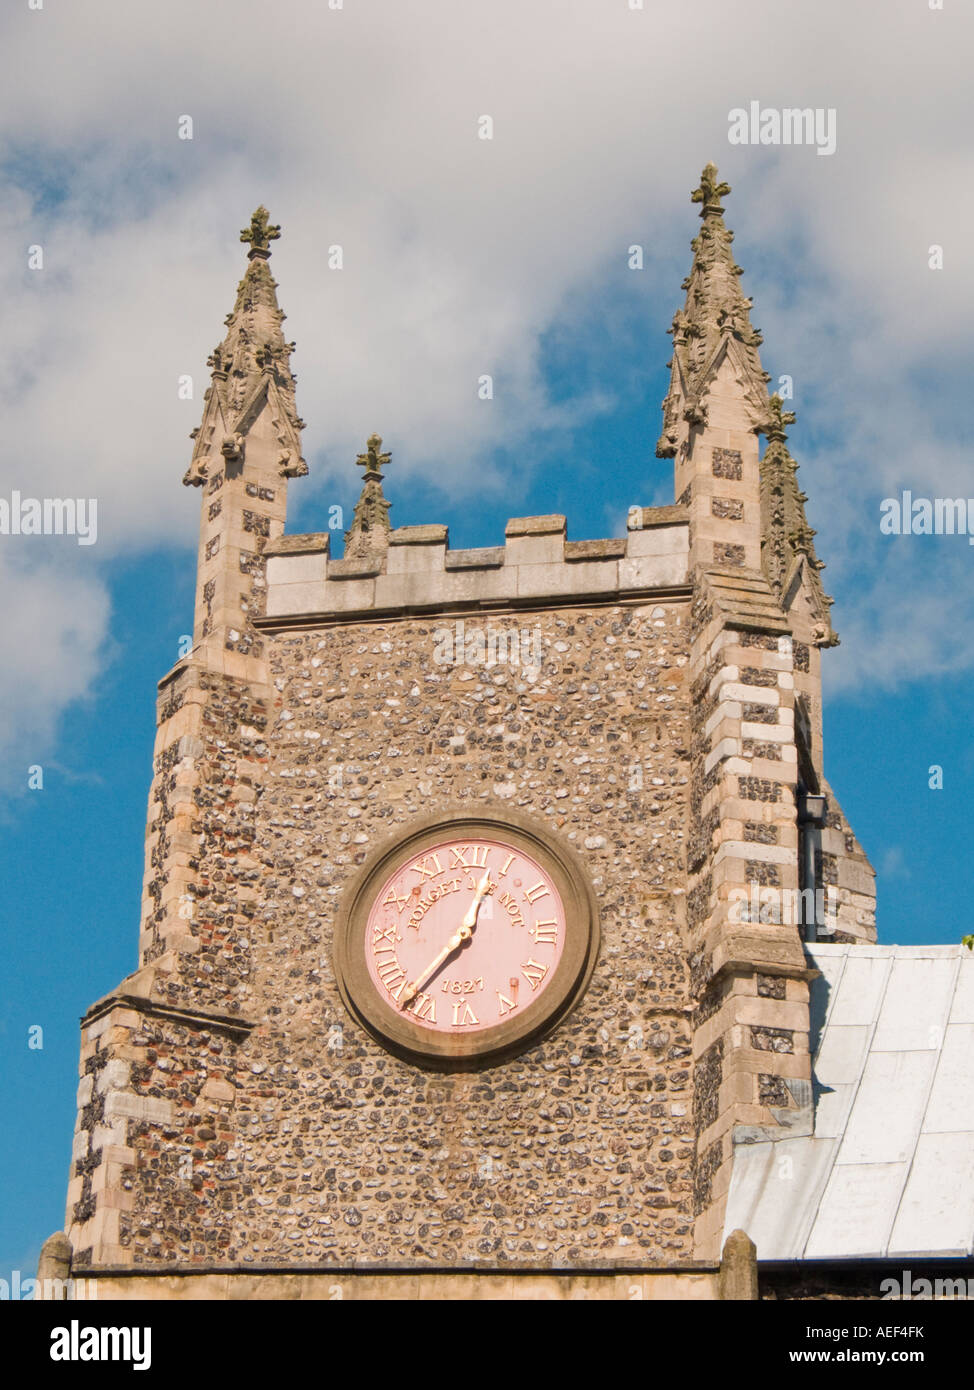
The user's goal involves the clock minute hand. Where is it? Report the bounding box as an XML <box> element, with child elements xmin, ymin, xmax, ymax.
<box><xmin>461</xmin><ymin>870</ymin><xmax>492</xmax><ymax>929</ymax></box>
<box><xmin>400</xmin><ymin>872</ymin><xmax>492</xmax><ymax>1008</ymax></box>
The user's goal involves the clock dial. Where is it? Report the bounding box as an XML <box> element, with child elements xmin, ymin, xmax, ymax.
<box><xmin>364</xmin><ymin>838</ymin><xmax>567</xmax><ymax>1035</ymax></box>
<box><xmin>334</xmin><ymin>810</ymin><xmax>599</xmax><ymax>1067</ymax></box>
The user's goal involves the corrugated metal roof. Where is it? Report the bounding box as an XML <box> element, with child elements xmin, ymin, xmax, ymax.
<box><xmin>724</xmin><ymin>943</ymin><xmax>974</xmax><ymax>1261</ymax></box>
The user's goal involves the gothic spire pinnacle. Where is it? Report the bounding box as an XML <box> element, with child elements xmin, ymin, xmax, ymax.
<box><xmin>764</xmin><ymin>392</ymin><xmax>796</xmax><ymax>444</ymax></box>
<box><xmin>356</xmin><ymin>433</ymin><xmax>391</xmax><ymax>483</ymax></box>
<box><xmin>657</xmin><ymin>162</ymin><xmax>772</xmax><ymax>457</ymax></box>
<box><xmin>344</xmin><ymin>434</ymin><xmax>393</xmax><ymax>561</ymax></box>
<box><xmin>690</xmin><ymin>162</ymin><xmax>731</xmax><ymax>217</ymax></box>
<box><xmin>183</xmin><ymin>207</ymin><xmax>306</xmax><ymax>485</ymax></box>
<box><xmin>240</xmin><ymin>206</ymin><xmax>281</xmax><ymax>258</ymax></box>
<box><xmin>759</xmin><ymin>395</ymin><xmax>837</xmax><ymax>646</ymax></box>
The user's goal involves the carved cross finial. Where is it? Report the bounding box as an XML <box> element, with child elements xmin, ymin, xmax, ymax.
<box><xmin>356</xmin><ymin>432</ymin><xmax>391</xmax><ymax>480</ymax></box>
<box><xmin>765</xmin><ymin>393</ymin><xmax>797</xmax><ymax>442</ymax></box>
<box><xmin>240</xmin><ymin>206</ymin><xmax>281</xmax><ymax>255</ymax></box>
<box><xmin>691</xmin><ymin>162</ymin><xmax>731</xmax><ymax>216</ymax></box>
<box><xmin>345</xmin><ymin>433</ymin><xmax>393</xmax><ymax>560</ymax></box>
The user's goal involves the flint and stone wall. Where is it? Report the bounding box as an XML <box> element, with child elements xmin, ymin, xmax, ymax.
<box><xmin>67</xmin><ymin>515</ymin><xmax>711</xmax><ymax>1271</ymax></box>
<box><xmin>63</xmin><ymin>504</ymin><xmax>874</xmax><ymax>1285</ymax></box>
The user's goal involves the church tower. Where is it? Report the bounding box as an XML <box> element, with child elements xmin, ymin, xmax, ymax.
<box><xmin>55</xmin><ymin>172</ymin><xmax>875</xmax><ymax>1298</ymax></box>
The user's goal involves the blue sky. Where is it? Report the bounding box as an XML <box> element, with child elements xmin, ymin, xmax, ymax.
<box><xmin>2</xmin><ymin>0</ymin><xmax>972</xmax><ymax>1280</ymax></box>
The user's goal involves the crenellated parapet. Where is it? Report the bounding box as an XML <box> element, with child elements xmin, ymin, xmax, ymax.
<box><xmin>261</xmin><ymin>507</ymin><xmax>690</xmax><ymax>624</ymax></box>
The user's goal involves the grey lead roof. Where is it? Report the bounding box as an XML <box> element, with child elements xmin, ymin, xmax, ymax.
<box><xmin>724</xmin><ymin>943</ymin><xmax>974</xmax><ymax>1261</ymax></box>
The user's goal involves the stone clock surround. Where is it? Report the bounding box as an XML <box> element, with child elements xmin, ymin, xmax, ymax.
<box><xmin>333</xmin><ymin>808</ymin><xmax>601</xmax><ymax>1068</ymax></box>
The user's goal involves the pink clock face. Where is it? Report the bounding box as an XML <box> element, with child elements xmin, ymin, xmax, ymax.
<box><xmin>364</xmin><ymin>836</ymin><xmax>567</xmax><ymax>1035</ymax></box>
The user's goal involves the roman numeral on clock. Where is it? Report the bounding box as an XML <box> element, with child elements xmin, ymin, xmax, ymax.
<box><xmin>371</xmin><ymin>922</ymin><xmax>397</xmax><ymax>950</ymax></box>
<box><xmin>523</xmin><ymin>881</ymin><xmax>549</xmax><ymax>905</ymax></box>
<box><xmin>532</xmin><ymin>919</ymin><xmax>558</xmax><ymax>946</ymax></box>
<box><xmin>451</xmin><ymin>1000</ymin><xmax>480</xmax><ymax>1026</ymax></box>
<box><xmin>411</xmin><ymin>853</ymin><xmax>443</xmax><ymax>881</ymax></box>
<box><xmin>497</xmin><ymin>979</ymin><xmax>519</xmax><ymax>1017</ymax></box>
<box><xmin>521</xmin><ymin>958</ymin><xmax>548</xmax><ymax>991</ymax></box>
<box><xmin>383</xmin><ymin>885</ymin><xmax>409</xmax><ymax>913</ymax></box>
<box><xmin>450</xmin><ymin>844</ymin><xmax>489</xmax><ymax>869</ymax></box>
<box><xmin>376</xmin><ymin>956</ymin><xmax>408</xmax><ymax>1001</ymax></box>
<box><xmin>407</xmin><ymin>993</ymin><xmax>436</xmax><ymax>1023</ymax></box>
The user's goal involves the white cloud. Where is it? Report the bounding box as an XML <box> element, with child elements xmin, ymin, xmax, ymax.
<box><xmin>878</xmin><ymin>847</ymin><xmax>910</xmax><ymax>881</ymax></box>
<box><xmin>1</xmin><ymin>0</ymin><xmax>972</xmax><ymax>774</ymax></box>
<box><xmin>0</xmin><ymin>548</ymin><xmax>110</xmax><ymax>790</ymax></box>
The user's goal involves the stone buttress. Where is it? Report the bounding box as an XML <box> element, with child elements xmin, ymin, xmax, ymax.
<box><xmin>655</xmin><ymin>165</ymin><xmax>875</xmax><ymax>1260</ymax></box>
<box><xmin>65</xmin><ymin>209</ymin><xmax>305</xmax><ymax>1267</ymax></box>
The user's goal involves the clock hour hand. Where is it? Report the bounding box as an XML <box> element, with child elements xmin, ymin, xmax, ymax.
<box><xmin>401</xmin><ymin>872</ymin><xmax>491</xmax><ymax>1008</ymax></box>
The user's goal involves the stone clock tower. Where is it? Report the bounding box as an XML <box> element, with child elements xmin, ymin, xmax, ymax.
<box><xmin>52</xmin><ymin>171</ymin><xmax>876</xmax><ymax>1300</ymax></box>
